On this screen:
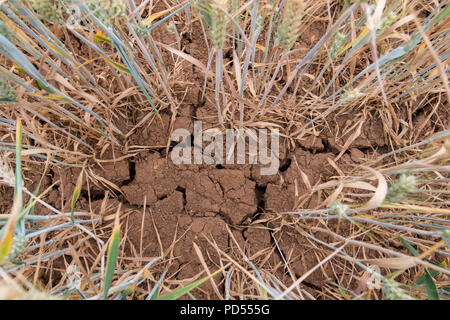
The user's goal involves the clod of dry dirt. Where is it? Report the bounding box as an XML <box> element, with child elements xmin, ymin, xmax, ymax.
<box><xmin>122</xmin><ymin>152</ymin><xmax>258</xmax><ymax>225</ymax></box>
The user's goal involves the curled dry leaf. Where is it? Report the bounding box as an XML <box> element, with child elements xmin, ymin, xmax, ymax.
<box><xmin>357</xmin><ymin>166</ymin><xmax>388</xmax><ymax>212</ymax></box>
<box><xmin>361</xmin><ymin>257</ymin><xmax>417</xmax><ymax>270</ymax></box>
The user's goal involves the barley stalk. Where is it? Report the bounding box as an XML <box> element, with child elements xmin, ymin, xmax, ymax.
<box><xmin>330</xmin><ymin>32</ymin><xmax>346</xmax><ymax>58</ymax></box>
<box><xmin>385</xmin><ymin>174</ymin><xmax>418</xmax><ymax>203</ymax></box>
<box><xmin>88</xmin><ymin>0</ymin><xmax>126</xmax><ymax>26</ymax></box>
<box><xmin>383</xmin><ymin>279</ymin><xmax>415</xmax><ymax>300</ymax></box>
<box><xmin>329</xmin><ymin>201</ymin><xmax>350</xmax><ymax>218</ymax></box>
<box><xmin>30</xmin><ymin>0</ymin><xmax>63</xmax><ymax>24</ymax></box>
<box><xmin>376</xmin><ymin>11</ymin><xmax>398</xmax><ymax>35</ymax></box>
<box><xmin>7</xmin><ymin>232</ymin><xmax>27</xmax><ymax>261</ymax></box>
<box><xmin>275</xmin><ymin>0</ymin><xmax>303</xmax><ymax>52</ymax></box>
<box><xmin>101</xmin><ymin>0</ymin><xmax>126</xmax><ymax>19</ymax></box>
<box><xmin>195</xmin><ymin>0</ymin><xmax>230</xmax><ymax>49</ymax></box>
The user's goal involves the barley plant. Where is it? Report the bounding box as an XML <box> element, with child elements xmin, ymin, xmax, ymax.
<box><xmin>0</xmin><ymin>0</ymin><xmax>448</xmax><ymax>300</ymax></box>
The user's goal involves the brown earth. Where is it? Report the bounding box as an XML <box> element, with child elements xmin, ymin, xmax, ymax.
<box><xmin>30</xmin><ymin>110</ymin><xmax>390</xmax><ymax>298</ymax></box>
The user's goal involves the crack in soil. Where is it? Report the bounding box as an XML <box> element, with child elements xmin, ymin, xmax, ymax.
<box><xmin>119</xmin><ymin>158</ymin><xmax>136</xmax><ymax>187</ymax></box>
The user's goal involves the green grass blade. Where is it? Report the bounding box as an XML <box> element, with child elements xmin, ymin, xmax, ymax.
<box><xmin>422</xmin><ymin>269</ymin><xmax>440</xmax><ymax>300</ymax></box>
<box><xmin>0</xmin><ymin>193</ymin><xmax>19</xmax><ymax>265</ymax></box>
<box><xmin>398</xmin><ymin>235</ymin><xmax>419</xmax><ymax>256</ymax></box>
<box><xmin>399</xmin><ymin>236</ymin><xmax>439</xmax><ymax>300</ymax></box>
<box><xmin>70</xmin><ymin>170</ymin><xmax>83</xmax><ymax>224</ymax></box>
<box><xmin>417</xmin><ymin>261</ymin><xmax>447</xmax><ymax>284</ymax></box>
<box><xmin>103</xmin><ymin>206</ymin><xmax>121</xmax><ymax>299</ymax></box>
<box><xmin>157</xmin><ymin>266</ymin><xmax>226</xmax><ymax>300</ymax></box>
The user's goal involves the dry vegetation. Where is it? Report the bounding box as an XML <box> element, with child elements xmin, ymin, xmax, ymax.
<box><xmin>0</xmin><ymin>0</ymin><xmax>449</xmax><ymax>300</ymax></box>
